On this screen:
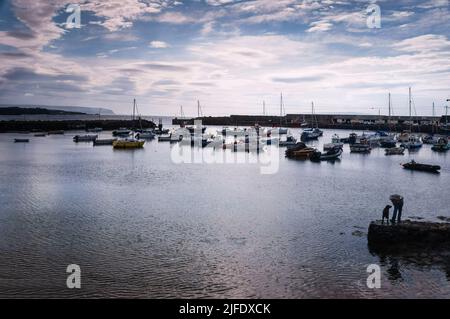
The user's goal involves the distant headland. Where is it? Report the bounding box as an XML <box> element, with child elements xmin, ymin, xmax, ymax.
<box><xmin>0</xmin><ymin>104</ymin><xmax>115</xmax><ymax>115</ymax></box>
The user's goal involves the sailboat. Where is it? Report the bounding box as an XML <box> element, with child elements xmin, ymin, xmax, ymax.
<box><xmin>186</xmin><ymin>101</ymin><xmax>207</xmax><ymax>134</ymax></box>
<box><xmin>400</xmin><ymin>88</ymin><xmax>423</xmax><ymax>150</ymax></box>
<box><xmin>113</xmin><ymin>99</ymin><xmax>145</xmax><ymax>149</ymax></box>
<box><xmin>269</xmin><ymin>93</ymin><xmax>289</xmax><ymax>135</ymax></box>
<box><xmin>380</xmin><ymin>93</ymin><xmax>397</xmax><ymax>148</ymax></box>
<box><xmin>301</xmin><ymin>102</ymin><xmax>323</xmax><ymax>141</ymax></box>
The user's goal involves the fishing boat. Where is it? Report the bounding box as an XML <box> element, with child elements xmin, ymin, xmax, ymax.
<box><xmin>14</xmin><ymin>138</ymin><xmax>29</xmax><ymax>143</ymax></box>
<box><xmin>380</xmin><ymin>138</ymin><xmax>397</xmax><ymax>148</ymax></box>
<box><xmin>323</xmin><ymin>134</ymin><xmax>344</xmax><ymax>151</ymax></box>
<box><xmin>301</xmin><ymin>128</ymin><xmax>320</xmax><ymax>141</ymax></box>
<box><xmin>431</xmin><ymin>137</ymin><xmax>449</xmax><ymax>152</ymax></box>
<box><xmin>400</xmin><ymin>135</ymin><xmax>423</xmax><ymax>149</ymax></box>
<box><xmin>385</xmin><ymin>147</ymin><xmax>405</xmax><ymax>155</ymax></box>
<box><xmin>310</xmin><ymin>146</ymin><xmax>343</xmax><ymax>162</ymax></box>
<box><xmin>288</xmin><ymin>147</ymin><xmax>316</xmax><ymax>159</ymax></box>
<box><xmin>350</xmin><ymin>144</ymin><xmax>371</xmax><ymax>153</ymax></box>
<box><xmin>93</xmin><ymin>138</ymin><xmax>117</xmax><ymax>146</ymax></box>
<box><xmin>73</xmin><ymin>135</ymin><xmax>98</xmax><ymax>142</ymax></box>
<box><xmin>285</xmin><ymin>142</ymin><xmax>306</xmax><ymax>156</ymax></box>
<box><xmin>402</xmin><ymin>160</ymin><xmax>440</xmax><ymax>173</ymax></box>
<box><xmin>113</xmin><ymin>138</ymin><xmax>145</xmax><ymax>149</ymax></box>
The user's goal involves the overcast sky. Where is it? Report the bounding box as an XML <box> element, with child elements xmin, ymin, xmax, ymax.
<box><xmin>0</xmin><ymin>0</ymin><xmax>449</xmax><ymax>116</ymax></box>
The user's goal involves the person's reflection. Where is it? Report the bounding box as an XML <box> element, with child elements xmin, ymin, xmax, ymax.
<box><xmin>386</xmin><ymin>257</ymin><xmax>403</xmax><ymax>281</ymax></box>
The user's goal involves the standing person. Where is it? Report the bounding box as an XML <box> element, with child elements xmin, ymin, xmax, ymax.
<box><xmin>390</xmin><ymin>194</ymin><xmax>404</xmax><ymax>223</ymax></box>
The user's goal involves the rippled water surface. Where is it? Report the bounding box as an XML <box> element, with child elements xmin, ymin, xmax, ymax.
<box><xmin>0</xmin><ymin>129</ymin><xmax>449</xmax><ymax>298</ymax></box>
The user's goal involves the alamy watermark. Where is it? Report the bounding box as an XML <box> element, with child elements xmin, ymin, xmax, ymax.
<box><xmin>366</xmin><ymin>3</ymin><xmax>381</xmax><ymax>29</ymax></box>
<box><xmin>366</xmin><ymin>264</ymin><xmax>381</xmax><ymax>289</ymax></box>
<box><xmin>66</xmin><ymin>264</ymin><xmax>81</xmax><ymax>289</ymax></box>
<box><xmin>65</xmin><ymin>4</ymin><xmax>81</xmax><ymax>29</ymax></box>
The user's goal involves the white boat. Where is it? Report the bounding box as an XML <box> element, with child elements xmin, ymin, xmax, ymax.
<box><xmin>400</xmin><ymin>135</ymin><xmax>423</xmax><ymax>149</ymax></box>
<box><xmin>158</xmin><ymin>133</ymin><xmax>181</xmax><ymax>143</ymax></box>
<box><xmin>397</xmin><ymin>131</ymin><xmax>410</xmax><ymax>143</ymax></box>
<box><xmin>324</xmin><ymin>134</ymin><xmax>344</xmax><ymax>151</ymax></box>
<box><xmin>135</xmin><ymin>130</ymin><xmax>155</xmax><ymax>140</ymax></box>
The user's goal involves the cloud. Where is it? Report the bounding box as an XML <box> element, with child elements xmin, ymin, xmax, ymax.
<box><xmin>393</xmin><ymin>34</ymin><xmax>450</xmax><ymax>53</ymax></box>
<box><xmin>271</xmin><ymin>75</ymin><xmax>326</xmax><ymax>83</ymax></box>
<box><xmin>149</xmin><ymin>41</ymin><xmax>170</xmax><ymax>48</ymax></box>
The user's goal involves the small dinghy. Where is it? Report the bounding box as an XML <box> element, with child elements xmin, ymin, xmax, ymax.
<box><xmin>385</xmin><ymin>147</ymin><xmax>405</xmax><ymax>156</ymax></box>
<box><xmin>431</xmin><ymin>137</ymin><xmax>449</xmax><ymax>152</ymax></box>
<box><xmin>350</xmin><ymin>143</ymin><xmax>371</xmax><ymax>153</ymax></box>
<box><xmin>73</xmin><ymin>135</ymin><xmax>98</xmax><ymax>142</ymax></box>
<box><xmin>14</xmin><ymin>138</ymin><xmax>29</xmax><ymax>143</ymax></box>
<box><xmin>310</xmin><ymin>146</ymin><xmax>343</xmax><ymax>162</ymax></box>
<box><xmin>402</xmin><ymin>160</ymin><xmax>440</xmax><ymax>173</ymax></box>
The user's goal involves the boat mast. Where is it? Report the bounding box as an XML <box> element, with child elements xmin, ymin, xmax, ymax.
<box><xmin>388</xmin><ymin>92</ymin><xmax>391</xmax><ymax>132</ymax></box>
<box><xmin>409</xmin><ymin>87</ymin><xmax>412</xmax><ymax>132</ymax></box>
<box><xmin>280</xmin><ymin>93</ymin><xmax>283</xmax><ymax>126</ymax></box>
<box><xmin>132</xmin><ymin>98</ymin><xmax>136</xmax><ymax>122</ymax></box>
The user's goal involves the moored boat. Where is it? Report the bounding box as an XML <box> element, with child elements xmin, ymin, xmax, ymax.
<box><xmin>73</xmin><ymin>135</ymin><xmax>98</xmax><ymax>142</ymax></box>
<box><xmin>400</xmin><ymin>135</ymin><xmax>423</xmax><ymax>149</ymax></box>
<box><xmin>350</xmin><ymin>144</ymin><xmax>371</xmax><ymax>153</ymax></box>
<box><xmin>286</xmin><ymin>147</ymin><xmax>316</xmax><ymax>159</ymax></box>
<box><xmin>402</xmin><ymin>160</ymin><xmax>440</xmax><ymax>173</ymax></box>
<box><xmin>93</xmin><ymin>138</ymin><xmax>117</xmax><ymax>146</ymax></box>
<box><xmin>112</xmin><ymin>129</ymin><xmax>131</xmax><ymax>137</ymax></box>
<box><xmin>14</xmin><ymin>138</ymin><xmax>29</xmax><ymax>143</ymax></box>
<box><xmin>431</xmin><ymin>137</ymin><xmax>449</xmax><ymax>152</ymax></box>
<box><xmin>385</xmin><ymin>147</ymin><xmax>405</xmax><ymax>155</ymax></box>
<box><xmin>113</xmin><ymin>138</ymin><xmax>145</xmax><ymax>149</ymax></box>
<box><xmin>135</xmin><ymin>130</ymin><xmax>155</xmax><ymax>140</ymax></box>
<box><xmin>310</xmin><ymin>146</ymin><xmax>343</xmax><ymax>162</ymax></box>
<box><xmin>279</xmin><ymin>135</ymin><xmax>297</xmax><ymax>147</ymax></box>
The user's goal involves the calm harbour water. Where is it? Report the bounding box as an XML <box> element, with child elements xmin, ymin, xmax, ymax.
<box><xmin>0</xmin><ymin>128</ymin><xmax>449</xmax><ymax>298</ymax></box>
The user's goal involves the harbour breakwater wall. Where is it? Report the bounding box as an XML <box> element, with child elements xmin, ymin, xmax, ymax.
<box><xmin>173</xmin><ymin>114</ymin><xmax>449</xmax><ymax>134</ymax></box>
<box><xmin>0</xmin><ymin>119</ymin><xmax>155</xmax><ymax>133</ymax></box>
<box><xmin>368</xmin><ymin>220</ymin><xmax>450</xmax><ymax>245</ymax></box>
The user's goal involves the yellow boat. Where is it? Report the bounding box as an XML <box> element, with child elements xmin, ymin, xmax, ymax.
<box><xmin>113</xmin><ymin>139</ymin><xmax>145</xmax><ymax>149</ymax></box>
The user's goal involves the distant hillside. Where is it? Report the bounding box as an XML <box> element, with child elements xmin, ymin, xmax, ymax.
<box><xmin>0</xmin><ymin>104</ymin><xmax>115</xmax><ymax>115</ymax></box>
<box><xmin>0</xmin><ymin>107</ymin><xmax>85</xmax><ymax>115</ymax></box>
